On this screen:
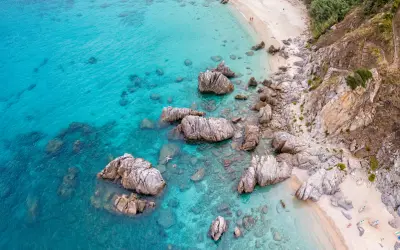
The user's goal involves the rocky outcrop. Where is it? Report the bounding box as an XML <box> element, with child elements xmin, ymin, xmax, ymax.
<box><xmin>248</xmin><ymin>77</ymin><xmax>258</xmax><ymax>87</ymax></box>
<box><xmin>209</xmin><ymin>216</ymin><xmax>228</xmax><ymax>241</ymax></box>
<box><xmin>259</xmin><ymin>105</ymin><xmax>272</xmax><ymax>124</ymax></box>
<box><xmin>113</xmin><ymin>193</ymin><xmax>155</xmax><ymax>216</ymax></box>
<box><xmin>161</xmin><ymin>107</ymin><xmax>205</xmax><ymax>122</ymax></box>
<box><xmin>237</xmin><ymin>155</ymin><xmax>292</xmax><ymax>193</ymax></box>
<box><xmin>253</xmin><ymin>155</ymin><xmax>292</xmax><ymax>186</ymax></box>
<box><xmin>251</xmin><ymin>41</ymin><xmax>265</xmax><ymax>51</ymax></box>
<box><xmin>235</xmin><ymin>94</ymin><xmax>248</xmax><ymax>100</ymax></box>
<box><xmin>212</xmin><ymin>61</ymin><xmax>235</xmax><ymax>78</ymax></box>
<box><xmin>295</xmin><ymin>168</ymin><xmax>345</xmax><ymax>201</ymax></box>
<box><xmin>98</xmin><ymin>154</ymin><xmax>166</xmax><ymax>196</ymax></box>
<box><xmin>272</xmin><ymin>132</ymin><xmax>307</xmax><ymax>154</ymax></box>
<box><xmin>198</xmin><ymin>71</ymin><xmax>234</xmax><ymax>95</ymax></box>
<box><xmin>241</xmin><ymin>125</ymin><xmax>259</xmax><ymax>151</ymax></box>
<box><xmin>178</xmin><ymin>116</ymin><xmax>234</xmax><ymax>142</ymax></box>
<box><xmin>268</xmin><ymin>45</ymin><xmax>280</xmax><ymax>54</ymax></box>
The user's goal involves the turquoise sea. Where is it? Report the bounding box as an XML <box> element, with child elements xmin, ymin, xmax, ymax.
<box><xmin>0</xmin><ymin>0</ymin><xmax>335</xmax><ymax>249</ymax></box>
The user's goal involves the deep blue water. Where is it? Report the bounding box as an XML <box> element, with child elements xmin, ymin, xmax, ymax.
<box><xmin>0</xmin><ymin>0</ymin><xmax>334</xmax><ymax>249</ymax></box>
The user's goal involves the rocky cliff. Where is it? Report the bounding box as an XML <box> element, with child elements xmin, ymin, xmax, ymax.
<box><xmin>301</xmin><ymin>3</ymin><xmax>400</xmax><ymax>218</ymax></box>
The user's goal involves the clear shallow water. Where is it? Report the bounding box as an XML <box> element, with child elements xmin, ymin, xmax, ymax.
<box><xmin>0</xmin><ymin>0</ymin><xmax>333</xmax><ymax>249</ymax></box>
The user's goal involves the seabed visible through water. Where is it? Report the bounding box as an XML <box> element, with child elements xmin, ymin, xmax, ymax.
<box><xmin>0</xmin><ymin>0</ymin><xmax>333</xmax><ymax>249</ymax></box>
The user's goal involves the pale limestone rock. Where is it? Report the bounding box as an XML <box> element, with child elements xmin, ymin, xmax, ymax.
<box><xmin>209</xmin><ymin>216</ymin><xmax>227</xmax><ymax>241</ymax></box>
<box><xmin>98</xmin><ymin>154</ymin><xmax>166</xmax><ymax>195</ymax></box>
<box><xmin>179</xmin><ymin>116</ymin><xmax>234</xmax><ymax>142</ymax></box>
<box><xmin>259</xmin><ymin>105</ymin><xmax>272</xmax><ymax>124</ymax></box>
<box><xmin>161</xmin><ymin>106</ymin><xmax>205</xmax><ymax>122</ymax></box>
<box><xmin>241</xmin><ymin>125</ymin><xmax>260</xmax><ymax>151</ymax></box>
<box><xmin>295</xmin><ymin>168</ymin><xmax>345</xmax><ymax>201</ymax></box>
<box><xmin>198</xmin><ymin>71</ymin><xmax>234</xmax><ymax>95</ymax></box>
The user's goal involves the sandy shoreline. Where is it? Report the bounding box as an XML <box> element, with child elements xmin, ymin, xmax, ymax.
<box><xmin>229</xmin><ymin>0</ymin><xmax>308</xmax><ymax>72</ymax></box>
<box><xmin>228</xmin><ymin>0</ymin><xmax>398</xmax><ymax>249</ymax></box>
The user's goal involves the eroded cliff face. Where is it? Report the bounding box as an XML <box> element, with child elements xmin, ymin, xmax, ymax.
<box><xmin>301</xmin><ymin>5</ymin><xmax>400</xmax><ymax>213</ymax></box>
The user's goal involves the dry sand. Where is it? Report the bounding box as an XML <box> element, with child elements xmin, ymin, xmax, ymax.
<box><xmin>230</xmin><ymin>0</ymin><xmax>308</xmax><ymax>72</ymax></box>
<box><xmin>229</xmin><ymin>0</ymin><xmax>399</xmax><ymax>249</ymax></box>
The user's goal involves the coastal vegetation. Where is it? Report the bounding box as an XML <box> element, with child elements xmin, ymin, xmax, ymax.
<box><xmin>345</xmin><ymin>68</ymin><xmax>373</xmax><ymax>90</ymax></box>
<box><xmin>307</xmin><ymin>0</ymin><xmax>400</xmax><ymax>38</ymax></box>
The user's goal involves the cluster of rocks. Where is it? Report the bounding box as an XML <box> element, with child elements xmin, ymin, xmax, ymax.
<box><xmin>98</xmin><ymin>153</ymin><xmax>166</xmax><ymax>195</ymax></box>
<box><xmin>113</xmin><ymin>193</ymin><xmax>155</xmax><ymax>216</ymax></box>
<box><xmin>95</xmin><ymin>153</ymin><xmax>166</xmax><ymax>216</ymax></box>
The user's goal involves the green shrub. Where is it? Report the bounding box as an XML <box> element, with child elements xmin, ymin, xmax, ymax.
<box><xmin>392</xmin><ymin>0</ymin><xmax>400</xmax><ymax>13</ymax></box>
<box><xmin>337</xmin><ymin>163</ymin><xmax>347</xmax><ymax>171</ymax></box>
<box><xmin>363</xmin><ymin>0</ymin><xmax>390</xmax><ymax>15</ymax></box>
<box><xmin>368</xmin><ymin>173</ymin><xmax>376</xmax><ymax>182</ymax></box>
<box><xmin>346</xmin><ymin>68</ymin><xmax>372</xmax><ymax>89</ymax></box>
<box><xmin>355</xmin><ymin>68</ymin><xmax>373</xmax><ymax>82</ymax></box>
<box><xmin>309</xmin><ymin>0</ymin><xmax>360</xmax><ymax>37</ymax></box>
<box><xmin>370</xmin><ymin>156</ymin><xmax>379</xmax><ymax>171</ymax></box>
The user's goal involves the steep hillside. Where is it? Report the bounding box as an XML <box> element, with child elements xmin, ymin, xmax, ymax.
<box><xmin>301</xmin><ymin>0</ymin><xmax>400</xmax><ymax>218</ymax></box>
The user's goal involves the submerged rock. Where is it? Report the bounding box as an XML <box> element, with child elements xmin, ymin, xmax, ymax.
<box><xmin>87</xmin><ymin>57</ymin><xmax>98</xmax><ymax>64</ymax></box>
<box><xmin>97</xmin><ymin>154</ymin><xmax>166</xmax><ymax>195</ymax></box>
<box><xmin>161</xmin><ymin>106</ymin><xmax>205</xmax><ymax>122</ymax></box>
<box><xmin>198</xmin><ymin>71</ymin><xmax>234</xmax><ymax>95</ymax></box>
<box><xmin>140</xmin><ymin>118</ymin><xmax>156</xmax><ymax>129</ymax></box>
<box><xmin>241</xmin><ymin>125</ymin><xmax>260</xmax><ymax>151</ymax></box>
<box><xmin>295</xmin><ymin>168</ymin><xmax>345</xmax><ymax>201</ymax></box>
<box><xmin>220</xmin><ymin>0</ymin><xmax>229</xmax><ymax>4</ymax></box>
<box><xmin>184</xmin><ymin>59</ymin><xmax>192</xmax><ymax>66</ymax></box>
<box><xmin>209</xmin><ymin>216</ymin><xmax>228</xmax><ymax>241</ymax></box>
<box><xmin>158</xmin><ymin>143</ymin><xmax>180</xmax><ymax>165</ymax></box>
<box><xmin>211</xmin><ymin>56</ymin><xmax>223</xmax><ymax>62</ymax></box>
<box><xmin>157</xmin><ymin>208</ymin><xmax>176</xmax><ymax>229</ymax></box>
<box><xmin>45</xmin><ymin>138</ymin><xmax>64</xmax><ymax>155</ymax></box>
<box><xmin>58</xmin><ymin>167</ymin><xmax>79</xmax><ymax>198</ymax></box>
<box><xmin>191</xmin><ymin>168</ymin><xmax>205</xmax><ymax>182</ymax></box>
<box><xmin>156</xmin><ymin>68</ymin><xmax>164</xmax><ymax>76</ymax></box>
<box><xmin>212</xmin><ymin>61</ymin><xmax>235</xmax><ymax>78</ymax></box>
<box><xmin>178</xmin><ymin>116</ymin><xmax>234</xmax><ymax>142</ymax></box>
<box><xmin>251</xmin><ymin>41</ymin><xmax>265</xmax><ymax>51</ymax></box>
<box><xmin>113</xmin><ymin>193</ymin><xmax>155</xmax><ymax>216</ymax></box>
<box><xmin>245</xmin><ymin>51</ymin><xmax>254</xmax><ymax>56</ymax></box>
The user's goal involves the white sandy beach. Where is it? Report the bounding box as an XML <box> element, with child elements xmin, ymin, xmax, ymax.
<box><xmin>230</xmin><ymin>0</ymin><xmax>308</xmax><ymax>72</ymax></box>
<box><xmin>229</xmin><ymin>0</ymin><xmax>399</xmax><ymax>249</ymax></box>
